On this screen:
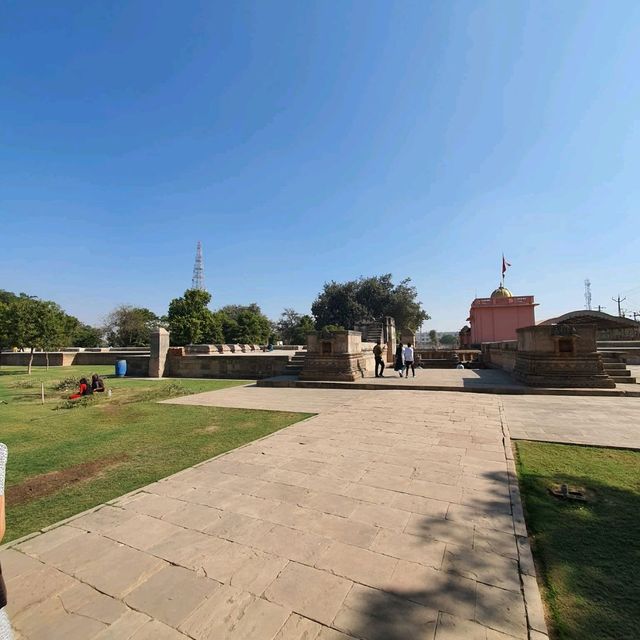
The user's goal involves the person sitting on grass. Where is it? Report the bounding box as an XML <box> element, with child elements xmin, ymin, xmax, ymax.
<box><xmin>91</xmin><ymin>374</ymin><xmax>105</xmax><ymax>393</ymax></box>
<box><xmin>69</xmin><ymin>377</ymin><xmax>93</xmax><ymax>400</ymax></box>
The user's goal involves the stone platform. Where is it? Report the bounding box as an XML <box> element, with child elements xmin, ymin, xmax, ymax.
<box><xmin>257</xmin><ymin>368</ymin><xmax>640</xmax><ymax>398</ymax></box>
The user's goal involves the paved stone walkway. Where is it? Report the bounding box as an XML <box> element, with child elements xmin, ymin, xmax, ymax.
<box><xmin>2</xmin><ymin>388</ymin><xmax>548</xmax><ymax>640</ymax></box>
<box><xmin>502</xmin><ymin>395</ymin><xmax>640</xmax><ymax>449</ymax></box>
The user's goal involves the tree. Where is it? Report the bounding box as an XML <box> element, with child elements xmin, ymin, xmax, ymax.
<box><xmin>72</xmin><ymin>323</ymin><xmax>104</xmax><ymax>348</ymax></box>
<box><xmin>167</xmin><ymin>289</ymin><xmax>222</xmax><ymax>346</ymax></box>
<box><xmin>429</xmin><ymin>329</ymin><xmax>438</xmax><ymax>348</ymax></box>
<box><xmin>311</xmin><ymin>275</ymin><xmax>429</xmax><ymax>331</ymax></box>
<box><xmin>439</xmin><ymin>333</ymin><xmax>458</xmax><ymax>347</ymax></box>
<box><xmin>218</xmin><ymin>304</ymin><xmax>272</xmax><ymax>344</ymax></box>
<box><xmin>277</xmin><ymin>308</ymin><xmax>315</xmax><ymax>345</ymax></box>
<box><xmin>104</xmin><ymin>305</ymin><xmax>159</xmax><ymax>346</ymax></box>
<box><xmin>5</xmin><ymin>297</ymin><xmax>69</xmax><ymax>373</ymax></box>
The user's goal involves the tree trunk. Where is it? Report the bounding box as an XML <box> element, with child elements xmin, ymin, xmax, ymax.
<box><xmin>28</xmin><ymin>346</ymin><xmax>34</xmax><ymax>375</ymax></box>
<box><xmin>46</xmin><ymin>351</ymin><xmax>50</xmax><ymax>370</ymax></box>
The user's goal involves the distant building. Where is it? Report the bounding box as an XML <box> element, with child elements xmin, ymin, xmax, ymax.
<box><xmin>415</xmin><ymin>332</ymin><xmax>431</xmax><ymax>348</ymax></box>
<box><xmin>467</xmin><ymin>284</ymin><xmax>537</xmax><ymax>345</ymax></box>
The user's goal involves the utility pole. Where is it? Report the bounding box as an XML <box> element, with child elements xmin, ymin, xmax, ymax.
<box><xmin>597</xmin><ymin>305</ymin><xmax>606</xmax><ymax>313</ymax></box>
<box><xmin>611</xmin><ymin>295</ymin><xmax>626</xmax><ymax>317</ymax></box>
<box><xmin>632</xmin><ymin>311</ymin><xmax>640</xmax><ymax>322</ymax></box>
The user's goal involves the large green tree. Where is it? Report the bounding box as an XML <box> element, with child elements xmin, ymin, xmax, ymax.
<box><xmin>167</xmin><ymin>289</ymin><xmax>222</xmax><ymax>346</ymax></box>
<box><xmin>104</xmin><ymin>305</ymin><xmax>159</xmax><ymax>346</ymax></box>
<box><xmin>311</xmin><ymin>274</ymin><xmax>429</xmax><ymax>331</ymax></box>
<box><xmin>4</xmin><ymin>297</ymin><xmax>70</xmax><ymax>373</ymax></box>
<box><xmin>218</xmin><ymin>304</ymin><xmax>272</xmax><ymax>344</ymax></box>
<box><xmin>277</xmin><ymin>308</ymin><xmax>315</xmax><ymax>345</ymax></box>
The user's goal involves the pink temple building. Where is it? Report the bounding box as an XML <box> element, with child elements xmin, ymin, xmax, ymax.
<box><xmin>467</xmin><ymin>284</ymin><xmax>537</xmax><ymax>345</ymax></box>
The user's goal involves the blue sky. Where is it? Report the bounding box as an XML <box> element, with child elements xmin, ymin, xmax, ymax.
<box><xmin>2</xmin><ymin>1</ymin><xmax>639</xmax><ymax>330</ymax></box>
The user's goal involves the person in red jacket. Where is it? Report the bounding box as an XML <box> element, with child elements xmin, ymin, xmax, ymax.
<box><xmin>69</xmin><ymin>378</ymin><xmax>93</xmax><ymax>400</ymax></box>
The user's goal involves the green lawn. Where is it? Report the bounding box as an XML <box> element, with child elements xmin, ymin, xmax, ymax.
<box><xmin>515</xmin><ymin>441</ymin><xmax>640</xmax><ymax>640</ymax></box>
<box><xmin>0</xmin><ymin>365</ymin><xmax>311</xmax><ymax>542</ymax></box>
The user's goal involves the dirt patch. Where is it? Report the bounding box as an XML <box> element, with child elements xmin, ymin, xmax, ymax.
<box><xmin>6</xmin><ymin>454</ymin><xmax>128</xmax><ymax>507</ymax></box>
<box><xmin>202</xmin><ymin>424</ymin><xmax>220</xmax><ymax>433</ymax></box>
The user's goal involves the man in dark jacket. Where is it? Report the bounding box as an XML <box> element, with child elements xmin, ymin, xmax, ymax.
<box><xmin>373</xmin><ymin>341</ymin><xmax>385</xmax><ymax>378</ymax></box>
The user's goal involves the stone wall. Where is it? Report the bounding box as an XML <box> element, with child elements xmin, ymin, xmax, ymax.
<box><xmin>125</xmin><ymin>355</ymin><xmax>151</xmax><ymax>377</ymax></box>
<box><xmin>164</xmin><ymin>352</ymin><xmax>291</xmax><ymax>379</ymax></box>
<box><xmin>0</xmin><ymin>350</ymin><xmax>148</xmax><ymax>367</ymax></box>
<box><xmin>481</xmin><ymin>342</ymin><xmax>518</xmax><ymax>372</ymax></box>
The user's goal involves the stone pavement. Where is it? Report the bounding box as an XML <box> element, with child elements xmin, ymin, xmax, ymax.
<box><xmin>502</xmin><ymin>395</ymin><xmax>640</xmax><ymax>449</ymax></box>
<box><xmin>1</xmin><ymin>388</ymin><xmax>548</xmax><ymax>640</ymax></box>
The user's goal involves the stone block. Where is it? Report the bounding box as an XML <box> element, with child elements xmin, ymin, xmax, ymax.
<box><xmin>442</xmin><ymin>547</ymin><xmax>520</xmax><ymax>592</ymax></box>
<box><xmin>180</xmin><ymin>583</ymin><xmax>289</xmax><ymax>639</ymax></box>
<box><xmin>315</xmin><ymin>541</ymin><xmax>398</xmax><ymax>590</ymax></box>
<box><xmin>93</xmin><ymin>610</ymin><xmax>151</xmax><ymax>639</ymax></box>
<box><xmin>130</xmin><ymin>620</ymin><xmax>192</xmax><ymax>639</ymax></box>
<box><xmin>475</xmin><ymin>582</ymin><xmax>527</xmax><ymax>639</ymax></box>
<box><xmin>264</xmin><ymin>562</ymin><xmax>353</xmax><ymax>626</ymax></box>
<box><xmin>382</xmin><ymin>561</ymin><xmax>476</xmax><ymax>620</ymax></box>
<box><xmin>73</xmin><ymin>544</ymin><xmax>166</xmax><ymax>599</ymax></box>
<box><xmin>12</xmin><ymin>594</ymin><xmax>107</xmax><ymax>640</ymax></box>
<box><xmin>333</xmin><ymin>583</ymin><xmax>437</xmax><ymax>640</ymax></box>
<box><xmin>125</xmin><ymin>565</ymin><xmax>218</xmax><ymax>628</ymax></box>
<box><xmin>199</xmin><ymin>541</ymin><xmax>288</xmax><ymax>596</ymax></box>
<box><xmin>370</xmin><ymin>529</ymin><xmax>446</xmax><ymax>569</ymax></box>
<box><xmin>350</xmin><ymin>503</ymin><xmax>411</xmax><ymax>531</ymax></box>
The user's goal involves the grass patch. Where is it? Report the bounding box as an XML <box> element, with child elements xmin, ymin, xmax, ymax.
<box><xmin>0</xmin><ymin>365</ymin><xmax>311</xmax><ymax>542</ymax></box>
<box><xmin>515</xmin><ymin>441</ymin><xmax>640</xmax><ymax>640</ymax></box>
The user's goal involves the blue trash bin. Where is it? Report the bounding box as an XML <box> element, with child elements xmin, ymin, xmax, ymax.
<box><xmin>115</xmin><ymin>359</ymin><xmax>127</xmax><ymax>377</ymax></box>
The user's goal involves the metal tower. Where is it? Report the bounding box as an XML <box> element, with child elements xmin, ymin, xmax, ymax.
<box><xmin>191</xmin><ymin>241</ymin><xmax>206</xmax><ymax>290</ymax></box>
<box><xmin>584</xmin><ymin>278</ymin><xmax>592</xmax><ymax>310</ymax></box>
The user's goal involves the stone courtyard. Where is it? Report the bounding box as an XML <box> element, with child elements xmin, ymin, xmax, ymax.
<box><xmin>3</xmin><ymin>385</ymin><xmax>638</xmax><ymax>639</ymax></box>
<box><xmin>0</xmin><ymin>385</ymin><xmax>565</xmax><ymax>640</ymax></box>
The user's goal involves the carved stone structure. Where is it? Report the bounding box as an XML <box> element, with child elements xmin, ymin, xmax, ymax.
<box><xmin>539</xmin><ymin>310</ymin><xmax>640</xmax><ymax>364</ymax></box>
<box><xmin>300</xmin><ymin>330</ymin><xmax>373</xmax><ymax>381</ymax></box>
<box><xmin>354</xmin><ymin>317</ymin><xmax>397</xmax><ymax>363</ymax></box>
<box><xmin>512</xmin><ymin>324</ymin><xmax>614</xmax><ymax>388</ymax></box>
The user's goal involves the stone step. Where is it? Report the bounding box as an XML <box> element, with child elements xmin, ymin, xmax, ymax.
<box><xmin>603</xmin><ymin>363</ymin><xmax>627</xmax><ymax>370</ymax></box>
<box><xmin>611</xmin><ymin>376</ymin><xmax>637</xmax><ymax>384</ymax></box>
<box><xmin>598</xmin><ymin>341</ymin><xmax>640</xmax><ymax>348</ymax></box>
<box><xmin>607</xmin><ymin>370</ymin><xmax>632</xmax><ymax>377</ymax></box>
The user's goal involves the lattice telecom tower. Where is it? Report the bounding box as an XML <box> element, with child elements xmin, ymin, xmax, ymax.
<box><xmin>191</xmin><ymin>241</ymin><xmax>206</xmax><ymax>290</ymax></box>
<box><xmin>584</xmin><ymin>278</ymin><xmax>592</xmax><ymax>310</ymax></box>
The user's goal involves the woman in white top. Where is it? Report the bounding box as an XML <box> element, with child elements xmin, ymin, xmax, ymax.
<box><xmin>403</xmin><ymin>343</ymin><xmax>415</xmax><ymax>378</ymax></box>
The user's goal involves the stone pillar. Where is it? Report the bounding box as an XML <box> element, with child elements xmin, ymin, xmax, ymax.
<box><xmin>149</xmin><ymin>328</ymin><xmax>170</xmax><ymax>378</ymax></box>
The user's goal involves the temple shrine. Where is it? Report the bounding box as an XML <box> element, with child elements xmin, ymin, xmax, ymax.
<box><xmin>464</xmin><ymin>284</ymin><xmax>537</xmax><ymax>346</ymax></box>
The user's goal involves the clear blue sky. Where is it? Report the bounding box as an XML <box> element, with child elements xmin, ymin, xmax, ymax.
<box><xmin>2</xmin><ymin>1</ymin><xmax>639</xmax><ymax>330</ymax></box>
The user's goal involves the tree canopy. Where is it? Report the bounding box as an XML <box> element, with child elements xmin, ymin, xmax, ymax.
<box><xmin>167</xmin><ymin>289</ymin><xmax>221</xmax><ymax>346</ymax></box>
<box><xmin>277</xmin><ymin>308</ymin><xmax>315</xmax><ymax>345</ymax></box>
<box><xmin>0</xmin><ymin>295</ymin><xmax>72</xmax><ymax>372</ymax></box>
<box><xmin>167</xmin><ymin>292</ymin><xmax>273</xmax><ymax>346</ymax></box>
<box><xmin>104</xmin><ymin>305</ymin><xmax>160</xmax><ymax>347</ymax></box>
<box><xmin>218</xmin><ymin>304</ymin><xmax>273</xmax><ymax>344</ymax></box>
<box><xmin>311</xmin><ymin>275</ymin><xmax>429</xmax><ymax>331</ymax></box>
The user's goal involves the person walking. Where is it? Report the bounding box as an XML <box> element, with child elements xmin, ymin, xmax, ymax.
<box><xmin>394</xmin><ymin>342</ymin><xmax>404</xmax><ymax>377</ymax></box>
<box><xmin>403</xmin><ymin>343</ymin><xmax>415</xmax><ymax>378</ymax></box>
<box><xmin>373</xmin><ymin>341</ymin><xmax>385</xmax><ymax>378</ymax></box>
